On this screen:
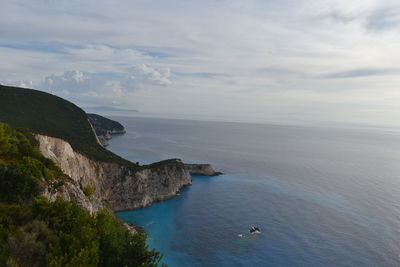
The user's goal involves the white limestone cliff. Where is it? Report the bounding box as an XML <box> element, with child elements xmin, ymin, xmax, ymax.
<box><xmin>36</xmin><ymin>134</ymin><xmax>192</xmax><ymax>213</ymax></box>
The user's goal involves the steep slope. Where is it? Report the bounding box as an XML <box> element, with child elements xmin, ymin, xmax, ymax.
<box><xmin>0</xmin><ymin>84</ymin><xmax>135</xmax><ymax>168</ymax></box>
<box><xmin>37</xmin><ymin>134</ymin><xmax>191</xmax><ymax>212</ymax></box>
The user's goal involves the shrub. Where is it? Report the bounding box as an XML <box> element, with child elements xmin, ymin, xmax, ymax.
<box><xmin>96</xmin><ymin>210</ymin><xmax>163</xmax><ymax>267</ymax></box>
<box><xmin>83</xmin><ymin>185</ymin><xmax>95</xmax><ymax>200</ymax></box>
<box><xmin>0</xmin><ymin>163</ymin><xmax>42</xmax><ymax>204</ymax></box>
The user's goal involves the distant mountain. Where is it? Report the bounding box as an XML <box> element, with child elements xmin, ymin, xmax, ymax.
<box><xmin>84</xmin><ymin>105</ymin><xmax>139</xmax><ymax>113</ymax></box>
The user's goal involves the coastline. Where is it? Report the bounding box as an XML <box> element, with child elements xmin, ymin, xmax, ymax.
<box><xmin>88</xmin><ymin>116</ymin><xmax>222</xmax><ymax>212</ymax></box>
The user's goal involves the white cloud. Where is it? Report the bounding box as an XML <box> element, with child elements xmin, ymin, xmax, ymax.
<box><xmin>42</xmin><ymin>70</ymin><xmax>105</xmax><ymax>92</ymax></box>
<box><xmin>36</xmin><ymin>70</ymin><xmax>122</xmax><ymax>105</ymax></box>
<box><xmin>13</xmin><ymin>65</ymin><xmax>173</xmax><ymax>106</ymax></box>
<box><xmin>2</xmin><ymin>0</ymin><xmax>400</xmax><ymax>126</ymax></box>
<box><xmin>124</xmin><ymin>64</ymin><xmax>172</xmax><ymax>87</ymax></box>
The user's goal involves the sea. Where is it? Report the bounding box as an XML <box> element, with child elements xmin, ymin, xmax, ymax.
<box><xmin>107</xmin><ymin>116</ymin><xmax>400</xmax><ymax>266</ymax></box>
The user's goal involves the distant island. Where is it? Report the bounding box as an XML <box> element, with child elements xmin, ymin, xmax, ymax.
<box><xmin>84</xmin><ymin>105</ymin><xmax>139</xmax><ymax>113</ymax></box>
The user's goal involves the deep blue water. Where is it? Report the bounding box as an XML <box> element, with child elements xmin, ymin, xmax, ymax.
<box><xmin>108</xmin><ymin>117</ymin><xmax>400</xmax><ymax>266</ymax></box>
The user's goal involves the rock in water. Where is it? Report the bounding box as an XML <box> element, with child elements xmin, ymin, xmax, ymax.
<box><xmin>184</xmin><ymin>164</ymin><xmax>223</xmax><ymax>176</ymax></box>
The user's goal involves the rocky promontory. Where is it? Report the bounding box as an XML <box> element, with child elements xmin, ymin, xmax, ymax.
<box><xmin>36</xmin><ymin>134</ymin><xmax>192</xmax><ymax>213</ymax></box>
<box><xmin>184</xmin><ymin>163</ymin><xmax>223</xmax><ymax>176</ymax></box>
<box><xmin>87</xmin><ymin>114</ymin><xmax>223</xmax><ymax>177</ymax></box>
<box><xmin>87</xmin><ymin>113</ymin><xmax>126</xmax><ymax>146</ymax></box>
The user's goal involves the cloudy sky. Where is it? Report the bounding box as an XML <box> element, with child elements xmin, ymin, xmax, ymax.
<box><xmin>1</xmin><ymin>0</ymin><xmax>400</xmax><ymax>126</ymax></box>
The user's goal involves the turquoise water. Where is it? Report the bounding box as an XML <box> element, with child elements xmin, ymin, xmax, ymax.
<box><xmin>109</xmin><ymin>117</ymin><xmax>400</xmax><ymax>266</ymax></box>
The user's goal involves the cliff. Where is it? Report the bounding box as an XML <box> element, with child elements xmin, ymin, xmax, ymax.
<box><xmin>36</xmin><ymin>134</ymin><xmax>192</xmax><ymax>213</ymax></box>
<box><xmin>0</xmin><ymin>86</ymin><xmax>220</xmax><ymax>215</ymax></box>
<box><xmin>185</xmin><ymin>163</ymin><xmax>223</xmax><ymax>176</ymax></box>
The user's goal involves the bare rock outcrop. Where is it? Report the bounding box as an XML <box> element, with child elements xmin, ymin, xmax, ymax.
<box><xmin>184</xmin><ymin>164</ymin><xmax>223</xmax><ymax>176</ymax></box>
<box><xmin>36</xmin><ymin>135</ymin><xmax>191</xmax><ymax>213</ymax></box>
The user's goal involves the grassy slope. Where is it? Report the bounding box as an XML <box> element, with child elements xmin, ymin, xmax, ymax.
<box><xmin>0</xmin><ymin>85</ymin><xmax>138</xmax><ymax>168</ymax></box>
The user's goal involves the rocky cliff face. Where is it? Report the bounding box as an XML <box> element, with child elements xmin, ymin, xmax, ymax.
<box><xmin>36</xmin><ymin>135</ymin><xmax>191</xmax><ymax>213</ymax></box>
<box><xmin>184</xmin><ymin>164</ymin><xmax>223</xmax><ymax>176</ymax></box>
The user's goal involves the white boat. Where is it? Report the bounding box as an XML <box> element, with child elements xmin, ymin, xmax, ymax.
<box><xmin>249</xmin><ymin>226</ymin><xmax>261</xmax><ymax>234</ymax></box>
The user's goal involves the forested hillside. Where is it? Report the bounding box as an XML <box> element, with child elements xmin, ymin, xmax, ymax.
<box><xmin>0</xmin><ymin>85</ymin><xmax>137</xmax><ymax>169</ymax></box>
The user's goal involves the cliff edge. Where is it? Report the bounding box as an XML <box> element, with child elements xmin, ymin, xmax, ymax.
<box><xmin>36</xmin><ymin>134</ymin><xmax>192</xmax><ymax>213</ymax></box>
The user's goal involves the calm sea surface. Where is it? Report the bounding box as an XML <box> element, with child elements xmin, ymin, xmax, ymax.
<box><xmin>108</xmin><ymin>116</ymin><xmax>400</xmax><ymax>266</ymax></box>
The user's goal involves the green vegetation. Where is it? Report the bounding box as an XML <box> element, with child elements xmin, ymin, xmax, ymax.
<box><xmin>0</xmin><ymin>199</ymin><xmax>163</xmax><ymax>267</ymax></box>
<box><xmin>83</xmin><ymin>185</ymin><xmax>95</xmax><ymax>199</ymax></box>
<box><xmin>87</xmin><ymin>113</ymin><xmax>125</xmax><ymax>137</ymax></box>
<box><xmin>0</xmin><ymin>85</ymin><xmax>138</xmax><ymax>169</ymax></box>
<box><xmin>0</xmin><ymin>122</ymin><xmax>64</xmax><ymax>204</ymax></box>
<box><xmin>0</xmin><ymin>122</ymin><xmax>164</xmax><ymax>266</ymax></box>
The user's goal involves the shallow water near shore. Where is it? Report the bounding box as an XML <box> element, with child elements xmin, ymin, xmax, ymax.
<box><xmin>109</xmin><ymin>116</ymin><xmax>400</xmax><ymax>266</ymax></box>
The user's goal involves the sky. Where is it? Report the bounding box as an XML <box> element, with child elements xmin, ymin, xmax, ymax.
<box><xmin>1</xmin><ymin>0</ymin><xmax>400</xmax><ymax>126</ymax></box>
